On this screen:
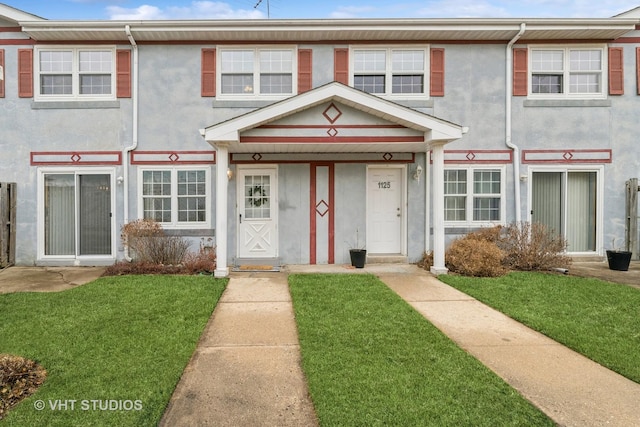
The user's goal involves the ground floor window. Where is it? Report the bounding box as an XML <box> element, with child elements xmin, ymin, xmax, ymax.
<box><xmin>40</xmin><ymin>170</ymin><xmax>113</xmax><ymax>257</ymax></box>
<box><xmin>138</xmin><ymin>167</ymin><xmax>211</xmax><ymax>228</ymax></box>
<box><xmin>531</xmin><ymin>168</ymin><xmax>600</xmax><ymax>253</ymax></box>
<box><xmin>444</xmin><ymin>167</ymin><xmax>505</xmax><ymax>225</ymax></box>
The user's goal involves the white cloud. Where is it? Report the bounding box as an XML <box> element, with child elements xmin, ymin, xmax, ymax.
<box><xmin>107</xmin><ymin>1</ymin><xmax>265</xmax><ymax>20</ymax></box>
<box><xmin>329</xmin><ymin>6</ymin><xmax>376</xmax><ymax>19</ymax></box>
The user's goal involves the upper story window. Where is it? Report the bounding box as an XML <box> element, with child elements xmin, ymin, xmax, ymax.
<box><xmin>530</xmin><ymin>46</ymin><xmax>606</xmax><ymax>99</ymax></box>
<box><xmin>218</xmin><ymin>47</ymin><xmax>295</xmax><ymax>98</ymax></box>
<box><xmin>35</xmin><ymin>47</ymin><xmax>115</xmax><ymax>101</ymax></box>
<box><xmin>352</xmin><ymin>47</ymin><xmax>427</xmax><ymax>97</ymax></box>
<box><xmin>444</xmin><ymin>167</ymin><xmax>505</xmax><ymax>225</ymax></box>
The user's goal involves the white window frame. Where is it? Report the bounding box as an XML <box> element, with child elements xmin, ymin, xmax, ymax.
<box><xmin>349</xmin><ymin>45</ymin><xmax>429</xmax><ymax>98</ymax></box>
<box><xmin>34</xmin><ymin>46</ymin><xmax>116</xmax><ymax>102</ymax></box>
<box><xmin>216</xmin><ymin>46</ymin><xmax>297</xmax><ymax>100</ymax></box>
<box><xmin>37</xmin><ymin>167</ymin><xmax>116</xmax><ymax>261</ymax></box>
<box><xmin>528</xmin><ymin>45</ymin><xmax>607</xmax><ymax>100</ymax></box>
<box><xmin>444</xmin><ymin>166</ymin><xmax>506</xmax><ymax>227</ymax></box>
<box><xmin>526</xmin><ymin>165</ymin><xmax>604</xmax><ymax>256</ymax></box>
<box><xmin>137</xmin><ymin>166</ymin><xmax>212</xmax><ymax>229</ymax></box>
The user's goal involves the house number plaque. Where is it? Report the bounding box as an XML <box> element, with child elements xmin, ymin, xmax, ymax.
<box><xmin>377</xmin><ymin>181</ymin><xmax>391</xmax><ymax>189</ymax></box>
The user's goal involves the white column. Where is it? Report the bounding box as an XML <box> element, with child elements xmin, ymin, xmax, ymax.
<box><xmin>214</xmin><ymin>143</ymin><xmax>229</xmax><ymax>278</ymax></box>
<box><xmin>430</xmin><ymin>142</ymin><xmax>449</xmax><ymax>275</ymax></box>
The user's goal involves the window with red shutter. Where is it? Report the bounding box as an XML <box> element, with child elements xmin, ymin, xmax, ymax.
<box><xmin>513</xmin><ymin>48</ymin><xmax>528</xmax><ymax>96</ymax></box>
<box><xmin>298</xmin><ymin>49</ymin><xmax>312</xmax><ymax>93</ymax></box>
<box><xmin>116</xmin><ymin>49</ymin><xmax>131</xmax><ymax>98</ymax></box>
<box><xmin>201</xmin><ymin>48</ymin><xmax>216</xmax><ymax>97</ymax></box>
<box><xmin>430</xmin><ymin>48</ymin><xmax>445</xmax><ymax>97</ymax></box>
<box><xmin>608</xmin><ymin>47</ymin><xmax>624</xmax><ymax>95</ymax></box>
<box><xmin>334</xmin><ymin>48</ymin><xmax>349</xmax><ymax>85</ymax></box>
<box><xmin>18</xmin><ymin>49</ymin><xmax>33</xmax><ymax>98</ymax></box>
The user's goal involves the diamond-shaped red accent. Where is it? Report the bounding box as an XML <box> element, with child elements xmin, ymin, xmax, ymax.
<box><xmin>315</xmin><ymin>200</ymin><xmax>329</xmax><ymax>217</ymax></box>
<box><xmin>383</xmin><ymin>153</ymin><xmax>393</xmax><ymax>161</ymax></box>
<box><xmin>168</xmin><ymin>153</ymin><xmax>179</xmax><ymax>162</ymax></box>
<box><xmin>563</xmin><ymin>151</ymin><xmax>573</xmax><ymax>160</ymax></box>
<box><xmin>70</xmin><ymin>153</ymin><xmax>81</xmax><ymax>162</ymax></box>
<box><xmin>327</xmin><ymin>128</ymin><xmax>338</xmax><ymax>137</ymax></box>
<box><xmin>252</xmin><ymin>153</ymin><xmax>263</xmax><ymax>161</ymax></box>
<box><xmin>466</xmin><ymin>151</ymin><xmax>476</xmax><ymax>161</ymax></box>
<box><xmin>322</xmin><ymin>103</ymin><xmax>342</xmax><ymax>124</ymax></box>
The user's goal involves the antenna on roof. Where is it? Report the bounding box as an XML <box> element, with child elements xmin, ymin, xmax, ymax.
<box><xmin>254</xmin><ymin>0</ymin><xmax>270</xmax><ymax>19</ymax></box>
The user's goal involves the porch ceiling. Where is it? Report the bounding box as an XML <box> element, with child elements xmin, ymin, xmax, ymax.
<box><xmin>202</xmin><ymin>83</ymin><xmax>466</xmax><ymax>154</ymax></box>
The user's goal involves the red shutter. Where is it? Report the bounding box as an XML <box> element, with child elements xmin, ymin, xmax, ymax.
<box><xmin>430</xmin><ymin>48</ymin><xmax>445</xmax><ymax>97</ymax></box>
<box><xmin>608</xmin><ymin>47</ymin><xmax>624</xmax><ymax>95</ymax></box>
<box><xmin>0</xmin><ymin>49</ymin><xmax>4</xmax><ymax>98</ymax></box>
<box><xmin>298</xmin><ymin>49</ymin><xmax>312</xmax><ymax>93</ymax></box>
<box><xmin>201</xmin><ymin>48</ymin><xmax>216</xmax><ymax>97</ymax></box>
<box><xmin>637</xmin><ymin>47</ymin><xmax>640</xmax><ymax>95</ymax></box>
<box><xmin>334</xmin><ymin>48</ymin><xmax>349</xmax><ymax>85</ymax></box>
<box><xmin>116</xmin><ymin>49</ymin><xmax>131</xmax><ymax>98</ymax></box>
<box><xmin>18</xmin><ymin>49</ymin><xmax>33</xmax><ymax>98</ymax></box>
<box><xmin>513</xmin><ymin>48</ymin><xmax>528</xmax><ymax>96</ymax></box>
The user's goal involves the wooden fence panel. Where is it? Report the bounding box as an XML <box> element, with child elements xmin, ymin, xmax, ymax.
<box><xmin>0</xmin><ymin>182</ymin><xmax>16</xmax><ymax>267</ymax></box>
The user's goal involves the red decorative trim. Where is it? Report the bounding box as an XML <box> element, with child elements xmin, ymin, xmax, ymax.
<box><xmin>309</xmin><ymin>163</ymin><xmax>335</xmax><ymax>265</ymax></box>
<box><xmin>240</xmin><ymin>136</ymin><xmax>424</xmax><ymax>144</ymax></box>
<box><xmin>130</xmin><ymin>150</ymin><xmax>216</xmax><ymax>165</ymax></box>
<box><xmin>522</xmin><ymin>149</ymin><xmax>612</xmax><ymax>164</ymax></box>
<box><xmin>0</xmin><ymin>39</ymin><xmax>34</xmax><ymax>45</ymax></box>
<box><xmin>310</xmin><ymin>165</ymin><xmax>317</xmax><ymax>264</ymax></box>
<box><xmin>30</xmin><ymin>151</ymin><xmax>122</xmax><ymax>166</ymax></box>
<box><xmin>440</xmin><ymin>150</ymin><xmax>513</xmax><ymax>164</ymax></box>
<box><xmin>0</xmin><ymin>27</ymin><xmax>21</xmax><ymax>32</ymax></box>
<box><xmin>231</xmin><ymin>152</ymin><xmax>415</xmax><ymax>164</ymax></box>
<box><xmin>257</xmin><ymin>124</ymin><xmax>405</xmax><ymax>129</ymax></box>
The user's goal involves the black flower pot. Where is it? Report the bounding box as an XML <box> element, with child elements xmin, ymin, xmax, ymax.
<box><xmin>349</xmin><ymin>249</ymin><xmax>367</xmax><ymax>268</ymax></box>
<box><xmin>606</xmin><ymin>250</ymin><xmax>632</xmax><ymax>271</ymax></box>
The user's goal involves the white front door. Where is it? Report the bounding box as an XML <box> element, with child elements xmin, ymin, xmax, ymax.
<box><xmin>237</xmin><ymin>167</ymin><xmax>278</xmax><ymax>258</ymax></box>
<box><xmin>367</xmin><ymin>166</ymin><xmax>404</xmax><ymax>254</ymax></box>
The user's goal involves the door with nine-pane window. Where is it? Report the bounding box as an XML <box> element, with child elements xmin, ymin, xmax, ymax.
<box><xmin>237</xmin><ymin>167</ymin><xmax>278</xmax><ymax>258</ymax></box>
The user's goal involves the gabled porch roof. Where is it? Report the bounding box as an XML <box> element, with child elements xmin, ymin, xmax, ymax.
<box><xmin>202</xmin><ymin>82</ymin><xmax>466</xmax><ymax>153</ymax></box>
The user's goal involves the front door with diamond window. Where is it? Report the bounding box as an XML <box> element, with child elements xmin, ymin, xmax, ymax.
<box><xmin>237</xmin><ymin>167</ymin><xmax>278</xmax><ymax>258</ymax></box>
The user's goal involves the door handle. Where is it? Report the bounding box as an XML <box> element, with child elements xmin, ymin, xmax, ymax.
<box><xmin>239</xmin><ymin>214</ymin><xmax>242</xmax><ymax>224</ymax></box>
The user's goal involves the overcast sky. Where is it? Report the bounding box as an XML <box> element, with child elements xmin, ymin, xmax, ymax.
<box><xmin>4</xmin><ymin>0</ymin><xmax>640</xmax><ymax>20</ymax></box>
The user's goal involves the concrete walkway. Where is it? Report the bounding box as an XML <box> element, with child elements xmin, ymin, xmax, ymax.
<box><xmin>159</xmin><ymin>272</ymin><xmax>318</xmax><ymax>427</ymax></box>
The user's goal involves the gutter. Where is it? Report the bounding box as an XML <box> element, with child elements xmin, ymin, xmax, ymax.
<box><xmin>506</xmin><ymin>23</ymin><xmax>525</xmax><ymax>223</ymax></box>
<box><xmin>123</xmin><ymin>24</ymin><xmax>139</xmax><ymax>261</ymax></box>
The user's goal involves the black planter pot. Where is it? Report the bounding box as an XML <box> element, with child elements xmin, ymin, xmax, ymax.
<box><xmin>606</xmin><ymin>250</ymin><xmax>632</xmax><ymax>271</ymax></box>
<box><xmin>349</xmin><ymin>249</ymin><xmax>367</xmax><ymax>268</ymax></box>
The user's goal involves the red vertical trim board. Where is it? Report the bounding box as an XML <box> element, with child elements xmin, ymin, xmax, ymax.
<box><xmin>116</xmin><ymin>49</ymin><xmax>131</xmax><ymax>98</ymax></box>
<box><xmin>201</xmin><ymin>48</ymin><xmax>216</xmax><ymax>97</ymax></box>
<box><xmin>18</xmin><ymin>48</ymin><xmax>33</xmax><ymax>98</ymax></box>
<box><xmin>0</xmin><ymin>49</ymin><xmax>4</xmax><ymax>98</ymax></box>
<box><xmin>298</xmin><ymin>49</ymin><xmax>312</xmax><ymax>93</ymax></box>
<box><xmin>328</xmin><ymin>163</ymin><xmax>335</xmax><ymax>264</ymax></box>
<box><xmin>430</xmin><ymin>48</ymin><xmax>445</xmax><ymax>97</ymax></box>
<box><xmin>608</xmin><ymin>47</ymin><xmax>624</xmax><ymax>95</ymax></box>
<box><xmin>637</xmin><ymin>47</ymin><xmax>640</xmax><ymax>95</ymax></box>
<box><xmin>513</xmin><ymin>48</ymin><xmax>528</xmax><ymax>96</ymax></box>
<box><xmin>309</xmin><ymin>165</ymin><xmax>317</xmax><ymax>265</ymax></box>
<box><xmin>334</xmin><ymin>48</ymin><xmax>349</xmax><ymax>85</ymax></box>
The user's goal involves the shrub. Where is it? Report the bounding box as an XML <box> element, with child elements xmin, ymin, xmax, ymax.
<box><xmin>0</xmin><ymin>354</ymin><xmax>47</xmax><ymax>420</ymax></box>
<box><xmin>498</xmin><ymin>222</ymin><xmax>571</xmax><ymax>271</ymax></box>
<box><xmin>121</xmin><ymin>219</ymin><xmax>190</xmax><ymax>265</ymax></box>
<box><xmin>445</xmin><ymin>235</ymin><xmax>508</xmax><ymax>277</ymax></box>
<box><xmin>417</xmin><ymin>251</ymin><xmax>433</xmax><ymax>271</ymax></box>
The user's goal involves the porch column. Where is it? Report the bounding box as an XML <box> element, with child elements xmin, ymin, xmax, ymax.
<box><xmin>214</xmin><ymin>143</ymin><xmax>230</xmax><ymax>278</ymax></box>
<box><xmin>430</xmin><ymin>141</ymin><xmax>448</xmax><ymax>275</ymax></box>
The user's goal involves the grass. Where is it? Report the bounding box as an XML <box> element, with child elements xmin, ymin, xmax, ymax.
<box><xmin>439</xmin><ymin>271</ymin><xmax>640</xmax><ymax>383</ymax></box>
<box><xmin>289</xmin><ymin>273</ymin><xmax>554</xmax><ymax>426</ymax></box>
<box><xmin>0</xmin><ymin>275</ymin><xmax>227</xmax><ymax>426</ymax></box>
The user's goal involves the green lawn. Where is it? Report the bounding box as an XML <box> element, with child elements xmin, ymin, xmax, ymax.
<box><xmin>289</xmin><ymin>274</ymin><xmax>553</xmax><ymax>427</ymax></box>
<box><xmin>439</xmin><ymin>271</ymin><xmax>640</xmax><ymax>383</ymax></box>
<box><xmin>0</xmin><ymin>275</ymin><xmax>226</xmax><ymax>426</ymax></box>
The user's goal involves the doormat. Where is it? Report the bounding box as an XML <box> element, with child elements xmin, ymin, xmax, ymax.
<box><xmin>232</xmin><ymin>265</ymin><xmax>281</xmax><ymax>272</ymax></box>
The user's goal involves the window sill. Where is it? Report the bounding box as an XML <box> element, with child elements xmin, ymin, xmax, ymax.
<box><xmin>31</xmin><ymin>100</ymin><xmax>121</xmax><ymax>110</ymax></box>
<box><xmin>163</xmin><ymin>228</ymin><xmax>215</xmax><ymax>237</ymax></box>
<box><xmin>523</xmin><ymin>99</ymin><xmax>611</xmax><ymax>108</ymax></box>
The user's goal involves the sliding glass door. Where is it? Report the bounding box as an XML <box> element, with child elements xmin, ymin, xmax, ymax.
<box><xmin>43</xmin><ymin>171</ymin><xmax>113</xmax><ymax>258</ymax></box>
<box><xmin>531</xmin><ymin>170</ymin><xmax>598</xmax><ymax>253</ymax></box>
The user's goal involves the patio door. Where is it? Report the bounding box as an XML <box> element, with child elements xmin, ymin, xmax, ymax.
<box><xmin>237</xmin><ymin>167</ymin><xmax>278</xmax><ymax>258</ymax></box>
<box><xmin>42</xmin><ymin>172</ymin><xmax>113</xmax><ymax>258</ymax></box>
<box><xmin>531</xmin><ymin>170</ymin><xmax>598</xmax><ymax>253</ymax></box>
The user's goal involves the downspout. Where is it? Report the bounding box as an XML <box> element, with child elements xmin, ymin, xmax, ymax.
<box><xmin>506</xmin><ymin>23</ymin><xmax>526</xmax><ymax>223</ymax></box>
<box><xmin>123</xmin><ymin>25</ymin><xmax>139</xmax><ymax>261</ymax></box>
